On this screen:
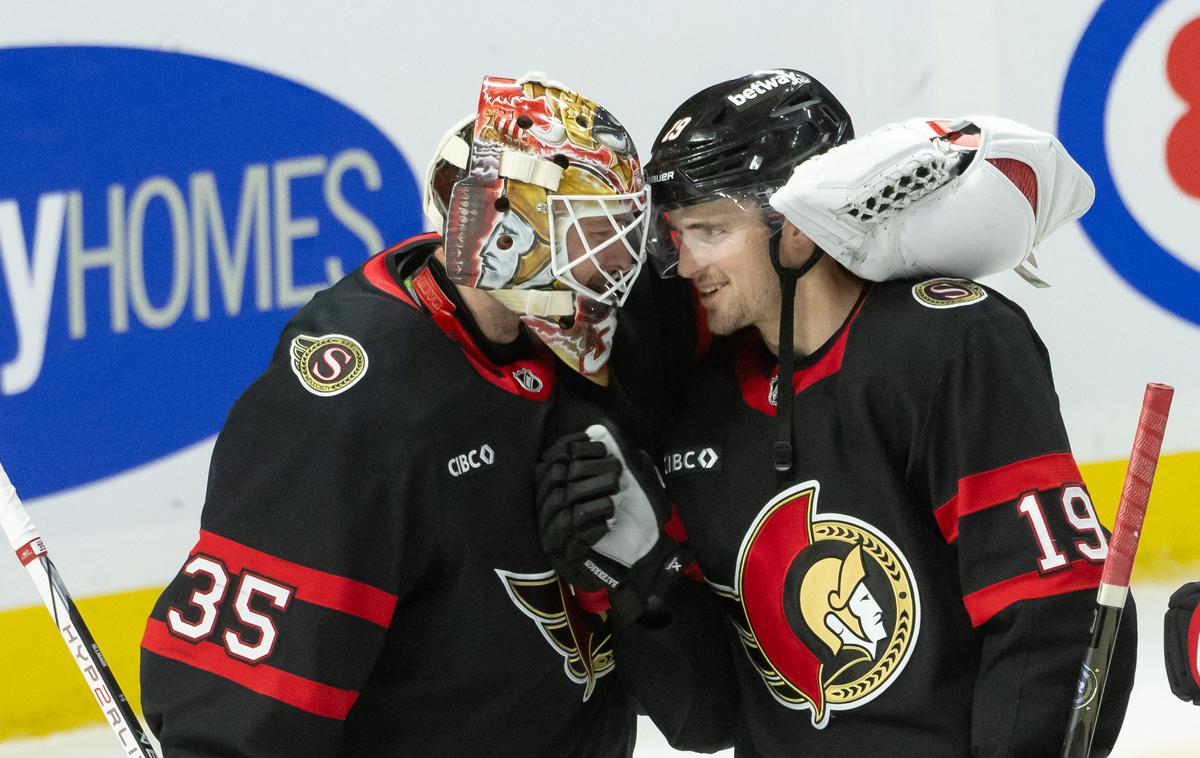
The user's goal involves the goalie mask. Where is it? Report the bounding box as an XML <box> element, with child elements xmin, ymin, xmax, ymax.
<box><xmin>430</xmin><ymin>76</ymin><xmax>650</xmax><ymax>383</ymax></box>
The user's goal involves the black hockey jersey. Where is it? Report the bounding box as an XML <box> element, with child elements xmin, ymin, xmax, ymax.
<box><xmin>140</xmin><ymin>235</ymin><xmax>648</xmax><ymax>757</ymax></box>
<box><xmin>660</xmin><ymin>278</ymin><xmax>1136</xmax><ymax>757</ymax></box>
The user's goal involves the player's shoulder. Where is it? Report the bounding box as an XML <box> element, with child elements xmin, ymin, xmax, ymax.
<box><xmin>238</xmin><ymin>238</ymin><xmax>455</xmax><ymax>422</ymax></box>
<box><xmin>865</xmin><ymin>277</ymin><xmax>1034</xmax><ymax>338</ymax></box>
<box><xmin>850</xmin><ymin>277</ymin><xmax>1045</xmax><ymax>383</ymax></box>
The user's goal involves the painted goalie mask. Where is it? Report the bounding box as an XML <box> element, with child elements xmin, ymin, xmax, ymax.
<box><xmin>428</xmin><ymin>76</ymin><xmax>650</xmax><ymax>384</ymax></box>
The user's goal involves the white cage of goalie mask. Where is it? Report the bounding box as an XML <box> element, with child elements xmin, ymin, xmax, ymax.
<box><xmin>547</xmin><ymin>188</ymin><xmax>652</xmax><ymax>306</ymax></box>
<box><xmin>769</xmin><ymin>115</ymin><xmax>1096</xmax><ymax>286</ymax></box>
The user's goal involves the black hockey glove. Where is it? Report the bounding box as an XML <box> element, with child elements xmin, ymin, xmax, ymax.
<box><xmin>1164</xmin><ymin>581</ymin><xmax>1200</xmax><ymax>705</ymax></box>
<box><xmin>536</xmin><ymin>423</ymin><xmax>688</xmax><ymax>626</ymax></box>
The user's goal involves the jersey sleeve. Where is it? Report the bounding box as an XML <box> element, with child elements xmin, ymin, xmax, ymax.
<box><xmin>911</xmin><ymin>303</ymin><xmax>1136</xmax><ymax>755</ymax></box>
<box><xmin>139</xmin><ymin>356</ymin><xmax>420</xmax><ymax>757</ymax></box>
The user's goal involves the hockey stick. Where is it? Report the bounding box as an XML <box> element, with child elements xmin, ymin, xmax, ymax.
<box><xmin>1061</xmin><ymin>382</ymin><xmax>1174</xmax><ymax>758</ymax></box>
<box><xmin>0</xmin><ymin>462</ymin><xmax>158</xmax><ymax>758</ymax></box>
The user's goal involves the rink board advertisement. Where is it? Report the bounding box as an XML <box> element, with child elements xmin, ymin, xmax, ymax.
<box><xmin>0</xmin><ymin>0</ymin><xmax>1198</xmax><ymax>748</ymax></box>
<box><xmin>0</xmin><ymin>46</ymin><xmax>422</xmax><ymax>499</ymax></box>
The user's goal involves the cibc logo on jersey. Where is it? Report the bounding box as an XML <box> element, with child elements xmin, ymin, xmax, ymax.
<box><xmin>710</xmin><ymin>480</ymin><xmax>920</xmax><ymax>728</ymax></box>
<box><xmin>447</xmin><ymin>443</ymin><xmax>496</xmax><ymax>478</ymax></box>
<box><xmin>662</xmin><ymin>446</ymin><xmax>721</xmax><ymax>475</ymax></box>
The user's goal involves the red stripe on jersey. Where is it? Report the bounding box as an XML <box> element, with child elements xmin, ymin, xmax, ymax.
<box><xmin>962</xmin><ymin>559</ymin><xmax>1102</xmax><ymax>627</ymax></box>
<box><xmin>359</xmin><ymin>234</ymin><xmax>446</xmax><ymax>308</ymax></box>
<box><xmin>141</xmin><ymin>619</ymin><xmax>358</xmax><ymax>720</ymax></box>
<box><xmin>934</xmin><ymin>452</ymin><xmax>1083</xmax><ymax>543</ymax></box>
<box><xmin>410</xmin><ymin>267</ymin><xmax>557</xmax><ymax>401</ymax></box>
<box><xmin>193</xmin><ymin>531</ymin><xmax>397</xmax><ymax>628</ymax></box>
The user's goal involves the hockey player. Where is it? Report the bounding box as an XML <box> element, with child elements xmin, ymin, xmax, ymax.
<box><xmin>138</xmin><ymin>74</ymin><xmax>715</xmax><ymax>757</ymax></box>
<box><xmin>536</xmin><ymin>70</ymin><xmax>1138</xmax><ymax>756</ymax></box>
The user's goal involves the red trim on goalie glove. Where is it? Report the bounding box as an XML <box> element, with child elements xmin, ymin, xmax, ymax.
<box><xmin>987</xmin><ymin>158</ymin><xmax>1038</xmax><ymax>215</ymax></box>
<box><xmin>1189</xmin><ymin>602</ymin><xmax>1200</xmax><ymax>689</ymax></box>
<box><xmin>141</xmin><ymin>619</ymin><xmax>358</xmax><ymax>720</ymax></box>
<box><xmin>574</xmin><ymin>588</ymin><xmax>611</xmax><ymax>614</ymax></box>
<box><xmin>663</xmin><ymin>506</ymin><xmax>688</xmax><ymax>543</ymax></box>
<box><xmin>662</xmin><ymin>507</ymin><xmax>705</xmax><ymax>582</ymax></box>
<box><xmin>962</xmin><ymin>559</ymin><xmax>1102</xmax><ymax>627</ymax></box>
<box><xmin>934</xmin><ymin>452</ymin><xmax>1083</xmax><ymax>543</ymax></box>
<box><xmin>193</xmin><ymin>531</ymin><xmax>397</xmax><ymax>628</ymax></box>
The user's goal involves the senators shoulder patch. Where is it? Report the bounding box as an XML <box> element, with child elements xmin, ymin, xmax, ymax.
<box><xmin>290</xmin><ymin>334</ymin><xmax>368</xmax><ymax>396</ymax></box>
<box><xmin>911</xmin><ymin>278</ymin><xmax>987</xmax><ymax>309</ymax></box>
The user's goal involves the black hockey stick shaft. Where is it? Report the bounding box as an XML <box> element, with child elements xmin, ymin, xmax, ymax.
<box><xmin>1062</xmin><ymin>604</ymin><xmax>1123</xmax><ymax>757</ymax></box>
<box><xmin>1061</xmin><ymin>382</ymin><xmax>1173</xmax><ymax>758</ymax></box>
<box><xmin>42</xmin><ymin>555</ymin><xmax>159</xmax><ymax>757</ymax></box>
<box><xmin>1</xmin><ymin>464</ymin><xmax>158</xmax><ymax>757</ymax></box>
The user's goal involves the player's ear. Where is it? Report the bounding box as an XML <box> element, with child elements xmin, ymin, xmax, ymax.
<box><xmin>777</xmin><ymin>220</ymin><xmax>818</xmax><ymax>268</ymax></box>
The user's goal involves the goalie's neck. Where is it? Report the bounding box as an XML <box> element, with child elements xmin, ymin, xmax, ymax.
<box><xmin>757</xmin><ymin>254</ymin><xmax>865</xmax><ymax>358</ymax></box>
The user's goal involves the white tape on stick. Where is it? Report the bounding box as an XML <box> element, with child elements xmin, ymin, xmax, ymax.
<box><xmin>0</xmin><ymin>461</ymin><xmax>39</xmax><ymax>555</ymax></box>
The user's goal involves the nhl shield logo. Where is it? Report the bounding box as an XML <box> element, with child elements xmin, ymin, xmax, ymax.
<box><xmin>712</xmin><ymin>480</ymin><xmax>920</xmax><ymax>728</ymax></box>
<box><xmin>290</xmin><ymin>334</ymin><xmax>369</xmax><ymax>396</ymax></box>
<box><xmin>512</xmin><ymin>367</ymin><xmax>545</xmax><ymax>394</ymax></box>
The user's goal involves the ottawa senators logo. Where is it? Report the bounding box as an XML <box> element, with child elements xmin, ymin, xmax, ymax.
<box><xmin>290</xmin><ymin>334</ymin><xmax>368</xmax><ymax>396</ymax></box>
<box><xmin>911</xmin><ymin>278</ymin><xmax>987</xmax><ymax>308</ymax></box>
<box><xmin>495</xmin><ymin>569</ymin><xmax>614</xmax><ymax>701</ymax></box>
<box><xmin>711</xmin><ymin>481</ymin><xmax>920</xmax><ymax>728</ymax></box>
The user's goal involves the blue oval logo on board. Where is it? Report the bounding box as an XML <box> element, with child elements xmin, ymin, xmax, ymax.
<box><xmin>0</xmin><ymin>47</ymin><xmax>422</xmax><ymax>498</ymax></box>
<box><xmin>1059</xmin><ymin>0</ymin><xmax>1199</xmax><ymax>326</ymax></box>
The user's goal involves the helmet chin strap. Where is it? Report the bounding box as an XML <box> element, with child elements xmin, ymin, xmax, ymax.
<box><xmin>487</xmin><ymin>288</ymin><xmax>577</xmax><ymax>318</ymax></box>
<box><xmin>769</xmin><ymin>234</ymin><xmax>824</xmax><ymax>473</ymax></box>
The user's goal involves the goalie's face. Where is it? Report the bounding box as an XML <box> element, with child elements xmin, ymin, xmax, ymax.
<box><xmin>668</xmin><ymin>198</ymin><xmax>780</xmax><ymax>336</ymax></box>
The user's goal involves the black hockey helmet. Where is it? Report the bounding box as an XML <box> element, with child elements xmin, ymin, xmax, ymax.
<box><xmin>647</xmin><ymin>69</ymin><xmax>853</xmax><ymax>209</ymax></box>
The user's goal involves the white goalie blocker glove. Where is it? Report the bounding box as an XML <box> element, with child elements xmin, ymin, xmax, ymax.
<box><xmin>768</xmin><ymin>115</ymin><xmax>1095</xmax><ymax>287</ymax></box>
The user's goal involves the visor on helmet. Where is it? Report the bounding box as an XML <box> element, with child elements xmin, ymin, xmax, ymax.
<box><xmin>646</xmin><ymin>192</ymin><xmax>780</xmax><ymax>277</ymax></box>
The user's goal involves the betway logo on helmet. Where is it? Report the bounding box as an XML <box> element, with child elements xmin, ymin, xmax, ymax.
<box><xmin>0</xmin><ymin>46</ymin><xmax>422</xmax><ymax>499</ymax></box>
<box><xmin>727</xmin><ymin>71</ymin><xmax>810</xmax><ymax>109</ymax></box>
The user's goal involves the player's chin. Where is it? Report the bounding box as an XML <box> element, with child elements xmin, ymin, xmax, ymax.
<box><xmin>705</xmin><ymin>309</ymin><xmax>744</xmax><ymax>336</ymax></box>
